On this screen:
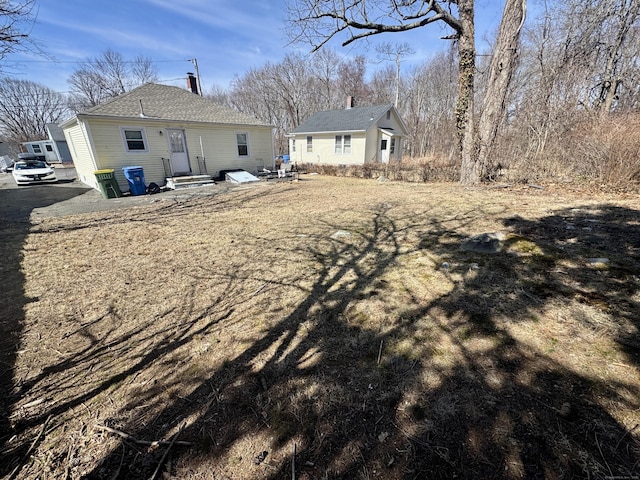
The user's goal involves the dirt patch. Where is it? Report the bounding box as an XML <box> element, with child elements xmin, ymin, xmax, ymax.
<box><xmin>1</xmin><ymin>176</ymin><xmax>639</xmax><ymax>479</ymax></box>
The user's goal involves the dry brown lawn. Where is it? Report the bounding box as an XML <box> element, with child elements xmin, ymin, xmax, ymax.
<box><xmin>1</xmin><ymin>175</ymin><xmax>639</xmax><ymax>479</ymax></box>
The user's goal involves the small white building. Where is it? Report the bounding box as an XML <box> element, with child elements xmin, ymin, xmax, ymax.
<box><xmin>22</xmin><ymin>123</ymin><xmax>73</xmax><ymax>163</ymax></box>
<box><xmin>288</xmin><ymin>101</ymin><xmax>408</xmax><ymax>166</ymax></box>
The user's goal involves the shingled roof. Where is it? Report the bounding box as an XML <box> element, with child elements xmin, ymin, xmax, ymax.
<box><xmin>290</xmin><ymin>104</ymin><xmax>395</xmax><ymax>134</ymax></box>
<box><xmin>78</xmin><ymin>83</ymin><xmax>272</xmax><ymax>127</ymax></box>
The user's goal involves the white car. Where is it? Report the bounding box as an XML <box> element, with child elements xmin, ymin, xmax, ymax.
<box><xmin>12</xmin><ymin>160</ymin><xmax>58</xmax><ymax>185</ymax></box>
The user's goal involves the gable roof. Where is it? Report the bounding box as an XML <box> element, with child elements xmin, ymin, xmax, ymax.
<box><xmin>71</xmin><ymin>83</ymin><xmax>272</xmax><ymax>127</ymax></box>
<box><xmin>46</xmin><ymin>123</ymin><xmax>66</xmax><ymax>142</ymax></box>
<box><xmin>290</xmin><ymin>104</ymin><xmax>395</xmax><ymax>134</ymax></box>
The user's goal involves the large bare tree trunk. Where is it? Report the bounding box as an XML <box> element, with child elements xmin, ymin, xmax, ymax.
<box><xmin>457</xmin><ymin>0</ymin><xmax>478</xmax><ymax>185</ymax></box>
<box><xmin>474</xmin><ymin>0</ymin><xmax>526</xmax><ymax>181</ymax></box>
<box><xmin>599</xmin><ymin>0</ymin><xmax>640</xmax><ymax>114</ymax></box>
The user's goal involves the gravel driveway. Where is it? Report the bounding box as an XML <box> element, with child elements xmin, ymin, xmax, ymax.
<box><xmin>0</xmin><ymin>166</ymin><xmax>237</xmax><ymax>222</ymax></box>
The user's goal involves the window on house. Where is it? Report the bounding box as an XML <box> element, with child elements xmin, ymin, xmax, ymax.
<box><xmin>386</xmin><ymin>111</ymin><xmax>391</xmax><ymax>120</ymax></box>
<box><xmin>381</xmin><ymin>139</ymin><xmax>388</xmax><ymax>150</ymax></box>
<box><xmin>122</xmin><ymin>128</ymin><xmax>147</xmax><ymax>151</ymax></box>
<box><xmin>32</xmin><ymin>144</ymin><xmax>42</xmax><ymax>153</ymax></box>
<box><xmin>335</xmin><ymin>135</ymin><xmax>352</xmax><ymax>154</ymax></box>
<box><xmin>390</xmin><ymin>138</ymin><xmax>396</xmax><ymax>154</ymax></box>
<box><xmin>291</xmin><ymin>139</ymin><xmax>296</xmax><ymax>153</ymax></box>
<box><xmin>45</xmin><ymin>144</ymin><xmax>53</xmax><ymax>152</ymax></box>
<box><xmin>236</xmin><ymin>133</ymin><xmax>249</xmax><ymax>156</ymax></box>
<box><xmin>306</xmin><ymin>136</ymin><xmax>313</xmax><ymax>153</ymax></box>
<box><xmin>344</xmin><ymin>135</ymin><xmax>351</xmax><ymax>154</ymax></box>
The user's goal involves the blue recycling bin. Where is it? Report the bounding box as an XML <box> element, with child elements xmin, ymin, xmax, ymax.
<box><xmin>122</xmin><ymin>166</ymin><xmax>146</xmax><ymax>196</ymax></box>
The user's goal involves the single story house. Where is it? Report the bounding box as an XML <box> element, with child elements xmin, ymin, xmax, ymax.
<box><xmin>60</xmin><ymin>82</ymin><xmax>274</xmax><ymax>192</ymax></box>
<box><xmin>288</xmin><ymin>100</ymin><xmax>408</xmax><ymax>166</ymax></box>
<box><xmin>22</xmin><ymin>123</ymin><xmax>72</xmax><ymax>163</ymax></box>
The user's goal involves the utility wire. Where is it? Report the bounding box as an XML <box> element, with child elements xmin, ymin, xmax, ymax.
<box><xmin>7</xmin><ymin>59</ymin><xmax>190</xmax><ymax>64</ymax></box>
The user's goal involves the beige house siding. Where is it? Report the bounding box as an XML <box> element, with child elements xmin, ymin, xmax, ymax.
<box><xmin>85</xmin><ymin>119</ymin><xmax>168</xmax><ymax>189</ymax></box>
<box><xmin>365</xmin><ymin>128</ymin><xmax>379</xmax><ymax>163</ymax></box>
<box><xmin>291</xmin><ymin>132</ymin><xmax>367</xmax><ymax>166</ymax></box>
<box><xmin>65</xmin><ymin>117</ymin><xmax>274</xmax><ymax>191</ymax></box>
<box><xmin>375</xmin><ymin>111</ymin><xmax>405</xmax><ymax>135</ymax></box>
<box><xmin>183</xmin><ymin>124</ymin><xmax>273</xmax><ymax>175</ymax></box>
<box><xmin>64</xmin><ymin>119</ymin><xmax>99</xmax><ymax>188</ymax></box>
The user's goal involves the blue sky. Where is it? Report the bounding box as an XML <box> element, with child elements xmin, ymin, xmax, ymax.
<box><xmin>5</xmin><ymin>0</ymin><xmax>507</xmax><ymax>94</ymax></box>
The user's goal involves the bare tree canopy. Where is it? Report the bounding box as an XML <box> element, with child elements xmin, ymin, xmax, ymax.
<box><xmin>0</xmin><ymin>77</ymin><xmax>69</xmax><ymax>141</ymax></box>
<box><xmin>0</xmin><ymin>0</ymin><xmax>38</xmax><ymax>70</ymax></box>
<box><xmin>375</xmin><ymin>42</ymin><xmax>415</xmax><ymax>105</ymax></box>
<box><xmin>67</xmin><ymin>49</ymin><xmax>158</xmax><ymax>111</ymax></box>
<box><xmin>286</xmin><ymin>0</ymin><xmax>462</xmax><ymax>50</ymax></box>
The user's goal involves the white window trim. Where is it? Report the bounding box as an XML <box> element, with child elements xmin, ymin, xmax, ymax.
<box><xmin>120</xmin><ymin>126</ymin><xmax>149</xmax><ymax>153</ymax></box>
<box><xmin>343</xmin><ymin>134</ymin><xmax>351</xmax><ymax>154</ymax></box>
<box><xmin>334</xmin><ymin>134</ymin><xmax>352</xmax><ymax>155</ymax></box>
<box><xmin>236</xmin><ymin>131</ymin><xmax>249</xmax><ymax>157</ymax></box>
<box><xmin>306</xmin><ymin>136</ymin><xmax>313</xmax><ymax>153</ymax></box>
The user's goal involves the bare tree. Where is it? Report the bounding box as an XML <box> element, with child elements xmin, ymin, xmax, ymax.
<box><xmin>493</xmin><ymin>0</ymin><xmax>640</xmax><ymax>184</ymax></box>
<box><xmin>473</xmin><ymin>0</ymin><xmax>526</xmax><ymax>181</ymax></box>
<box><xmin>402</xmin><ymin>50</ymin><xmax>458</xmax><ymax>159</ymax></box>
<box><xmin>67</xmin><ymin>49</ymin><xmax>159</xmax><ymax>111</ymax></box>
<box><xmin>228</xmin><ymin>50</ymin><xmax>376</xmax><ymax>154</ymax></box>
<box><xmin>577</xmin><ymin>0</ymin><xmax>640</xmax><ymax>113</ymax></box>
<box><xmin>0</xmin><ymin>0</ymin><xmax>38</xmax><ymax>70</ymax></box>
<box><xmin>309</xmin><ymin>48</ymin><xmax>343</xmax><ymax>110</ymax></box>
<box><xmin>205</xmin><ymin>84</ymin><xmax>230</xmax><ymax>106</ymax></box>
<box><xmin>336</xmin><ymin>55</ymin><xmax>373</xmax><ymax>106</ymax></box>
<box><xmin>286</xmin><ymin>0</ymin><xmax>526</xmax><ymax>184</ymax></box>
<box><xmin>368</xmin><ymin>64</ymin><xmax>396</xmax><ymax>106</ymax></box>
<box><xmin>0</xmin><ymin>78</ymin><xmax>69</xmax><ymax>142</ymax></box>
<box><xmin>375</xmin><ymin>42</ymin><xmax>415</xmax><ymax>106</ymax></box>
<box><xmin>131</xmin><ymin>55</ymin><xmax>158</xmax><ymax>85</ymax></box>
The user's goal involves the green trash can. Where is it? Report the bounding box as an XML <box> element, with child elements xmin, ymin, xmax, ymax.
<box><xmin>94</xmin><ymin>169</ymin><xmax>122</xmax><ymax>199</ymax></box>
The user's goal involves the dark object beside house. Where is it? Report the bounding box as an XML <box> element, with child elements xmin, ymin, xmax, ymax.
<box><xmin>147</xmin><ymin>182</ymin><xmax>161</xmax><ymax>194</ymax></box>
<box><xmin>18</xmin><ymin>152</ymin><xmax>45</xmax><ymax>162</ymax></box>
<box><xmin>217</xmin><ymin>169</ymin><xmax>244</xmax><ymax>182</ymax></box>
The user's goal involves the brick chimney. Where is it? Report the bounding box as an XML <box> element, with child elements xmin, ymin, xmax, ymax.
<box><xmin>346</xmin><ymin>96</ymin><xmax>354</xmax><ymax>109</ymax></box>
<box><xmin>186</xmin><ymin>72</ymin><xmax>199</xmax><ymax>95</ymax></box>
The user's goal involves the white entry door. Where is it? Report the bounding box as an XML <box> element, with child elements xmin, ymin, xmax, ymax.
<box><xmin>167</xmin><ymin>129</ymin><xmax>190</xmax><ymax>176</ymax></box>
<box><xmin>380</xmin><ymin>137</ymin><xmax>390</xmax><ymax>163</ymax></box>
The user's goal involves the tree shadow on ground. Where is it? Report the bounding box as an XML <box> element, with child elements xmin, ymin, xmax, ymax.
<box><xmin>4</xmin><ymin>194</ymin><xmax>640</xmax><ymax>479</ymax></box>
<box><xmin>0</xmin><ymin>184</ymin><xmax>92</xmax><ymax>473</ymax></box>
<box><xmin>81</xmin><ymin>200</ymin><xmax>640</xmax><ymax>479</ymax></box>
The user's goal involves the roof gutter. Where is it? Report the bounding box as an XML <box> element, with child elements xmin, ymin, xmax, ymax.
<box><xmin>290</xmin><ymin>129</ymin><xmax>366</xmax><ymax>135</ymax></box>
<box><xmin>72</xmin><ymin>113</ymin><xmax>274</xmax><ymax>129</ymax></box>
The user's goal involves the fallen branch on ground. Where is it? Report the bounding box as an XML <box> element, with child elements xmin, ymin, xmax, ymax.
<box><xmin>97</xmin><ymin>425</ymin><xmax>193</xmax><ymax>447</ymax></box>
<box><xmin>149</xmin><ymin>423</ymin><xmax>186</xmax><ymax>480</ymax></box>
<box><xmin>8</xmin><ymin>414</ymin><xmax>52</xmax><ymax>480</ymax></box>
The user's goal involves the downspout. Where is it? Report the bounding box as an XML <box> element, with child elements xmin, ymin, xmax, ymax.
<box><xmin>271</xmin><ymin>127</ymin><xmax>276</xmax><ymax>170</ymax></box>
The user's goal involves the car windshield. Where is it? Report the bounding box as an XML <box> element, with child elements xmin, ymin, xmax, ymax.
<box><xmin>15</xmin><ymin>161</ymin><xmax>48</xmax><ymax>170</ymax></box>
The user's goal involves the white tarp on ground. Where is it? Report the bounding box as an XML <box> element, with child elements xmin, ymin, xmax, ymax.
<box><xmin>225</xmin><ymin>170</ymin><xmax>260</xmax><ymax>184</ymax></box>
